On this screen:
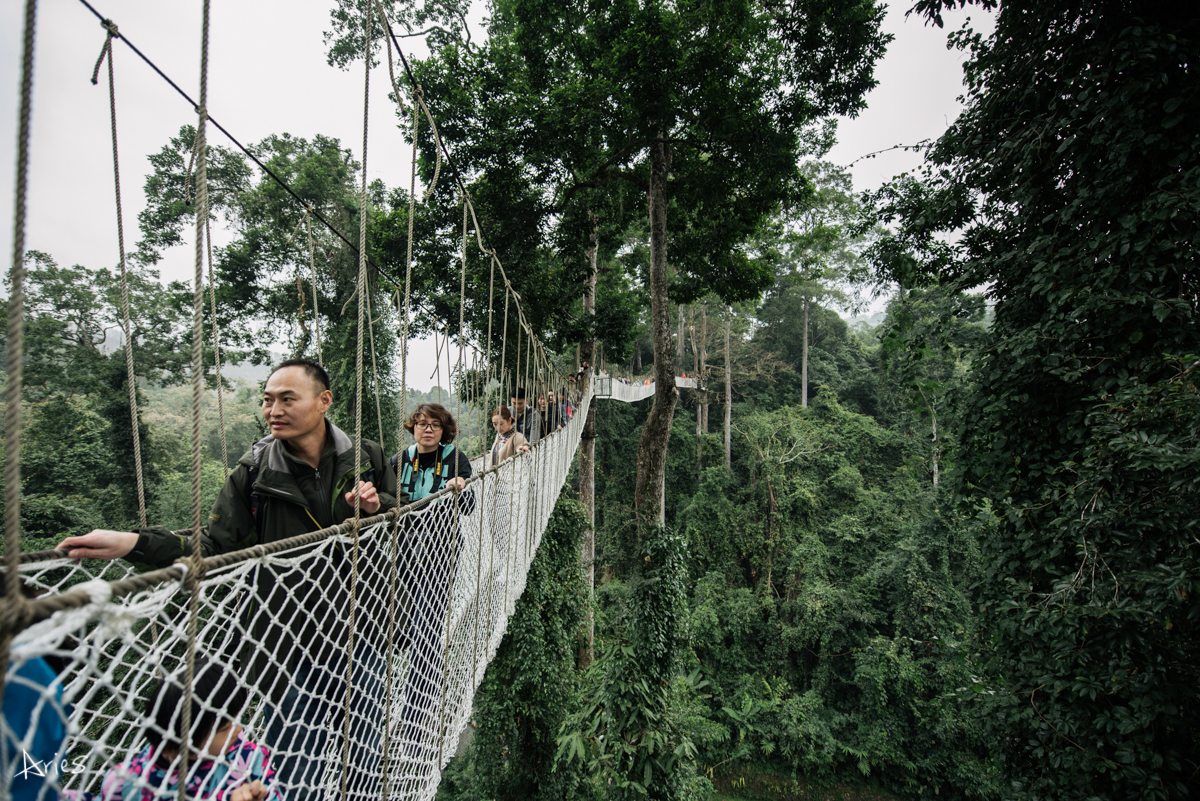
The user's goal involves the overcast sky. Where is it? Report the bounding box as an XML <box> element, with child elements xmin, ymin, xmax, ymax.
<box><xmin>1</xmin><ymin>0</ymin><xmax>993</xmax><ymax>390</ymax></box>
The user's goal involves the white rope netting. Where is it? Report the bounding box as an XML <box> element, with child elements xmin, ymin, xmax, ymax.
<box><xmin>599</xmin><ymin>375</ymin><xmax>692</xmax><ymax>403</ymax></box>
<box><xmin>3</xmin><ymin>388</ymin><xmax>594</xmax><ymax>801</ymax></box>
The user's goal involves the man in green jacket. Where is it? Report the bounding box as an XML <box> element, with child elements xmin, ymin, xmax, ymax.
<box><xmin>61</xmin><ymin>358</ymin><xmax>398</xmax><ymax>801</ymax></box>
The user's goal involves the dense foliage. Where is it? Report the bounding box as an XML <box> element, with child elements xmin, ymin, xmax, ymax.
<box><xmin>866</xmin><ymin>1</ymin><xmax>1200</xmax><ymax>796</ymax></box>
<box><xmin>583</xmin><ymin>375</ymin><xmax>997</xmax><ymax>799</ymax></box>
<box><xmin>437</xmin><ymin>499</ymin><xmax>591</xmax><ymax>801</ymax></box>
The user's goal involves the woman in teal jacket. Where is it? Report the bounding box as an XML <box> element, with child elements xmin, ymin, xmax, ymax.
<box><xmin>392</xmin><ymin>403</ymin><xmax>473</xmax><ymax>769</ymax></box>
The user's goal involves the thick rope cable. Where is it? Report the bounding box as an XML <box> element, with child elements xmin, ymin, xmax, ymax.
<box><xmin>443</xmin><ymin>322</ymin><xmax>452</xmax><ymax>407</ymax></box>
<box><xmin>416</xmin><ymin>92</ymin><xmax>442</xmax><ymax>203</ymax></box>
<box><xmin>339</xmin><ymin>2</ymin><xmax>373</xmax><ymax>797</ymax></box>
<box><xmin>365</xmin><ymin>281</ymin><xmax>386</xmax><ymax>446</ymax></box>
<box><xmin>443</xmin><ymin>324</ymin><xmax>452</xmax><ymax>403</ymax></box>
<box><xmin>178</xmin><ymin>0</ymin><xmax>212</xmax><ymax>795</ymax></box>
<box><xmin>379</xmin><ymin>506</ymin><xmax>402</xmax><ymax>800</ymax></box>
<box><xmin>205</xmin><ymin>216</ymin><xmax>230</xmax><ymax>478</ymax></box>
<box><xmin>399</xmin><ymin>99</ymin><xmax>419</xmax><ymax>440</ymax></box>
<box><xmin>375</xmin><ymin>2</ymin><xmax>408</xmax><ymax>118</ymax></box>
<box><xmin>457</xmin><ymin>197</ymin><xmax>470</xmax><ymax>450</ymax></box>
<box><xmin>433</xmin><ymin>326</ymin><xmax>445</xmax><ymax>403</ymax></box>
<box><xmin>91</xmin><ymin>19</ymin><xmax>148</xmax><ymax>527</ymax></box>
<box><xmin>471</xmin><ymin>469</ymin><xmax>486</xmax><ymax>680</ymax></box>
<box><xmin>436</xmin><ymin>499</ymin><xmax>461</xmax><ymax>768</ymax></box>
<box><xmin>1</xmin><ymin>0</ymin><xmax>38</xmax><ymax>691</ymax></box>
<box><xmin>304</xmin><ymin>208</ymin><xmax>324</xmax><ymax>367</ymax></box>
<box><xmin>514</xmin><ymin>313</ymin><xmax>522</xmax><ymax>405</ymax></box>
<box><xmin>485</xmin><ymin>253</ymin><xmax>495</xmax><ymax>394</ymax></box>
<box><xmin>500</xmin><ymin>289</ymin><xmax>510</xmax><ymax>401</ymax></box>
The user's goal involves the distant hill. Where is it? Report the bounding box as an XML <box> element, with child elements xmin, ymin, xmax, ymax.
<box><xmin>218</xmin><ymin>352</ymin><xmax>286</xmax><ymax>384</ymax></box>
<box><xmin>846</xmin><ymin>310</ymin><xmax>886</xmax><ymax>332</ymax></box>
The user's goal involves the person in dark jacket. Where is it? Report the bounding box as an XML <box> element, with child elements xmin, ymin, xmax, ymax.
<box><xmin>544</xmin><ymin>390</ymin><xmax>566</xmax><ymax>431</ymax></box>
<box><xmin>509</xmin><ymin>387</ymin><xmax>541</xmax><ymax>444</ymax></box>
<box><xmin>61</xmin><ymin>359</ymin><xmax>397</xmax><ymax>801</ymax></box>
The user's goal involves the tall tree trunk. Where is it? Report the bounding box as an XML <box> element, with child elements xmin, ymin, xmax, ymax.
<box><xmin>700</xmin><ymin>305</ymin><xmax>708</xmax><ymax>433</ymax></box>
<box><xmin>634</xmin><ymin>135</ymin><xmax>678</xmax><ymax>527</ymax></box>
<box><xmin>801</xmin><ymin>295</ymin><xmax>809</xmax><ymax>408</ymax></box>
<box><xmin>691</xmin><ymin>308</ymin><xmax>701</xmax><ymax>476</ymax></box>
<box><xmin>676</xmin><ymin>304</ymin><xmax>686</xmax><ymax>372</ymax></box>
<box><xmin>578</xmin><ymin>214</ymin><xmax>599</xmax><ymax>669</ymax></box>
<box><xmin>724</xmin><ymin>307</ymin><xmax>732</xmax><ymax>470</ymax></box>
<box><xmin>931</xmin><ymin>407</ymin><xmax>939</xmax><ymax>488</ymax></box>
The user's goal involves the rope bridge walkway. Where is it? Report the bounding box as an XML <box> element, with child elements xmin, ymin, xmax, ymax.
<box><xmin>1</xmin><ymin>375</ymin><xmax>694</xmax><ymax>801</ymax></box>
<box><xmin>1</xmin><ymin>1</ymin><xmax>701</xmax><ymax>798</ymax></box>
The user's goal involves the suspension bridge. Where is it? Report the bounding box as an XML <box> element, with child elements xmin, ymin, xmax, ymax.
<box><xmin>1</xmin><ymin>2</ymin><xmax>703</xmax><ymax>800</ymax></box>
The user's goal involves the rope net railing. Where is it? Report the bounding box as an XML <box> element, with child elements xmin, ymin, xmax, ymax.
<box><xmin>594</xmin><ymin>375</ymin><xmax>695</xmax><ymax>403</ymax></box>
<box><xmin>3</xmin><ymin>387</ymin><xmax>596</xmax><ymax>801</ymax></box>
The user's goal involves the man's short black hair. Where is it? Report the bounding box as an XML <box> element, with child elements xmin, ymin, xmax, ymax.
<box><xmin>269</xmin><ymin>358</ymin><xmax>330</xmax><ymax>393</ymax></box>
<box><xmin>514</xmin><ymin>387</ymin><xmax>527</xmax><ymax>400</ymax></box>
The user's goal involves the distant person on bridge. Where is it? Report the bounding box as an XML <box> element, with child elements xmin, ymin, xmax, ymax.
<box><xmin>487</xmin><ymin>406</ymin><xmax>530</xmax><ymax>468</ymax></box>
<box><xmin>545</xmin><ymin>390</ymin><xmax>566</xmax><ymax>431</ymax></box>
<box><xmin>60</xmin><ymin>358</ymin><xmax>397</xmax><ymax>801</ymax></box>
<box><xmin>510</xmin><ymin>387</ymin><xmax>541</xmax><ymax>444</ymax></box>
<box><xmin>559</xmin><ymin>387</ymin><xmax>573</xmax><ymax>420</ymax></box>
<box><xmin>537</xmin><ymin>394</ymin><xmax>561</xmax><ymax>436</ymax></box>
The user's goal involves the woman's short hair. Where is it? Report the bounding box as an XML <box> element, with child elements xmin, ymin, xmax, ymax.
<box><xmin>405</xmin><ymin>403</ymin><xmax>457</xmax><ymax>442</ymax></box>
<box><xmin>492</xmin><ymin>405</ymin><xmax>513</xmax><ymax>421</ymax></box>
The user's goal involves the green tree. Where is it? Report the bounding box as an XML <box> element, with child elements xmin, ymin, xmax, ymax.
<box><xmin>1</xmin><ymin>251</ymin><xmax>169</xmax><ymax>527</ymax></box>
<box><xmin>385</xmin><ymin>0</ymin><xmax>889</xmax><ymax>525</ymax></box>
<box><xmin>138</xmin><ymin>127</ymin><xmax>402</xmax><ymax>448</ymax></box>
<box><xmin>756</xmin><ymin>161</ymin><xmax>870</xmax><ymax>408</ymax></box>
<box><xmin>877</xmin><ymin>286</ymin><xmax>987</xmax><ymax>487</ymax></box>
<box><xmin>558</xmin><ymin>527</ymin><xmax>697</xmax><ymax>800</ymax></box>
<box><xmin>870</xmin><ymin>1</ymin><xmax>1200</xmax><ymax>795</ymax></box>
<box><xmin>671</xmin><ymin>391</ymin><xmax>997</xmax><ymax>797</ymax></box>
<box><xmin>4</xmin><ymin>251</ymin><xmax>187</xmax><ymax>396</ymax></box>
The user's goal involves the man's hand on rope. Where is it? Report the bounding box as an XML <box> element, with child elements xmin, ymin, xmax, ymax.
<box><xmin>447</xmin><ymin>476</ymin><xmax>467</xmax><ymax>492</ymax></box>
<box><xmin>345</xmin><ymin>480</ymin><xmax>381</xmax><ymax>514</ymax></box>
<box><xmin>60</xmin><ymin>530</ymin><xmax>138</xmax><ymax>560</ymax></box>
